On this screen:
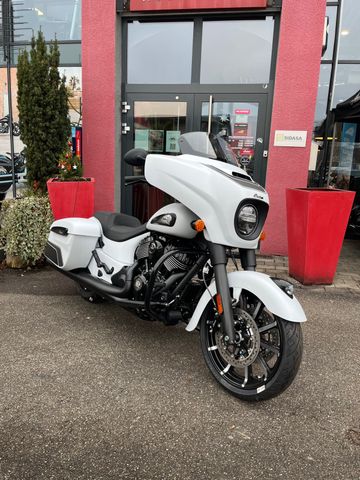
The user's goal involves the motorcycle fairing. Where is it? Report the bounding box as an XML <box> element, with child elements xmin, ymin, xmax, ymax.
<box><xmin>186</xmin><ymin>271</ymin><xmax>307</xmax><ymax>332</ymax></box>
<box><xmin>145</xmin><ymin>153</ymin><xmax>269</xmax><ymax>249</ymax></box>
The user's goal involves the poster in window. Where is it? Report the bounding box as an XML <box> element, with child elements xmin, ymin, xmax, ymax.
<box><xmin>166</xmin><ymin>130</ymin><xmax>181</xmax><ymax>153</ymax></box>
<box><xmin>149</xmin><ymin>130</ymin><xmax>164</xmax><ymax>152</ymax></box>
<box><xmin>135</xmin><ymin>129</ymin><xmax>149</xmax><ymax>150</ymax></box>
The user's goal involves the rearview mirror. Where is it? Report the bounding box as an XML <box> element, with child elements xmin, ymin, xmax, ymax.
<box><xmin>124</xmin><ymin>148</ymin><xmax>147</xmax><ymax>167</ymax></box>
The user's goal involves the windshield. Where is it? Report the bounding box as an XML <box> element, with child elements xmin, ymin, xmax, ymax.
<box><xmin>178</xmin><ymin>132</ymin><xmax>239</xmax><ymax>166</ymax></box>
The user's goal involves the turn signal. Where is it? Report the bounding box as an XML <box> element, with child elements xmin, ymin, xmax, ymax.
<box><xmin>260</xmin><ymin>231</ymin><xmax>266</xmax><ymax>241</ymax></box>
<box><xmin>216</xmin><ymin>294</ymin><xmax>224</xmax><ymax>315</ymax></box>
<box><xmin>192</xmin><ymin>219</ymin><xmax>205</xmax><ymax>232</ymax></box>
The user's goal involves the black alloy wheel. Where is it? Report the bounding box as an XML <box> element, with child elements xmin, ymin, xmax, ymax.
<box><xmin>200</xmin><ymin>290</ymin><xmax>303</xmax><ymax>401</ymax></box>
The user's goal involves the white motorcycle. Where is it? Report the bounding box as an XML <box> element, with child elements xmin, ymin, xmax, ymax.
<box><xmin>45</xmin><ymin>132</ymin><xmax>306</xmax><ymax>401</ymax></box>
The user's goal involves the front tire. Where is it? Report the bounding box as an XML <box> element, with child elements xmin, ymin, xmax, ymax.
<box><xmin>200</xmin><ymin>293</ymin><xmax>303</xmax><ymax>401</ymax></box>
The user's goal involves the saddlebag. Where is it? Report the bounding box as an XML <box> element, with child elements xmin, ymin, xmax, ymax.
<box><xmin>45</xmin><ymin>217</ymin><xmax>101</xmax><ymax>270</ymax></box>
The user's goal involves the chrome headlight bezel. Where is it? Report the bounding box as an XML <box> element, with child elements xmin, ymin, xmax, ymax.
<box><xmin>234</xmin><ymin>200</ymin><xmax>269</xmax><ymax>241</ymax></box>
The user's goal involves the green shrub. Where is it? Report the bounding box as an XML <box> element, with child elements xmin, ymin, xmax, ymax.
<box><xmin>0</xmin><ymin>196</ymin><xmax>53</xmax><ymax>266</ymax></box>
<box><xmin>17</xmin><ymin>32</ymin><xmax>71</xmax><ymax>194</ymax></box>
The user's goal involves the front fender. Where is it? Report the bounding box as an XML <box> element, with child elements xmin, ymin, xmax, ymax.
<box><xmin>186</xmin><ymin>271</ymin><xmax>307</xmax><ymax>332</ymax></box>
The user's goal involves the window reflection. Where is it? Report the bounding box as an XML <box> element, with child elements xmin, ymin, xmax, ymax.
<box><xmin>200</xmin><ymin>18</ymin><xmax>274</xmax><ymax>84</ymax></box>
<box><xmin>314</xmin><ymin>64</ymin><xmax>331</xmax><ymax>126</ymax></box>
<box><xmin>128</xmin><ymin>22</ymin><xmax>193</xmax><ymax>84</ymax></box>
<box><xmin>61</xmin><ymin>67</ymin><xmax>82</xmax><ymax>125</ymax></box>
<box><xmin>328</xmin><ymin>122</ymin><xmax>360</xmax><ymax>197</ymax></box>
<box><xmin>0</xmin><ymin>67</ymin><xmax>82</xmax><ymax>125</ymax></box>
<box><xmin>339</xmin><ymin>0</ymin><xmax>360</xmax><ymax>60</ymax></box>
<box><xmin>200</xmin><ymin>102</ymin><xmax>259</xmax><ymax>177</ymax></box>
<box><xmin>333</xmin><ymin>65</ymin><xmax>360</xmax><ymax>107</ymax></box>
<box><xmin>13</xmin><ymin>0</ymin><xmax>81</xmax><ymax>42</ymax></box>
<box><xmin>322</xmin><ymin>6</ymin><xmax>337</xmax><ymax>61</ymax></box>
<box><xmin>0</xmin><ymin>43</ymin><xmax>81</xmax><ymax>67</ymax></box>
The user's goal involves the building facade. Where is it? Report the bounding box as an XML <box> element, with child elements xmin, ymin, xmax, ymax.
<box><xmin>3</xmin><ymin>0</ymin><xmax>358</xmax><ymax>255</ymax></box>
<box><xmin>312</xmin><ymin>1</ymin><xmax>360</xmax><ymax>213</ymax></box>
<box><xmin>0</xmin><ymin>0</ymin><xmax>82</xmax><ymax>122</ymax></box>
<box><xmin>83</xmin><ymin>0</ymin><xmax>326</xmax><ymax>255</ymax></box>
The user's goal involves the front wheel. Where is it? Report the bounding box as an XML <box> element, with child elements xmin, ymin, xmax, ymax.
<box><xmin>200</xmin><ymin>291</ymin><xmax>303</xmax><ymax>401</ymax></box>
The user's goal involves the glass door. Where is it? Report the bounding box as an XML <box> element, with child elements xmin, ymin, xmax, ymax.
<box><xmin>122</xmin><ymin>94</ymin><xmax>193</xmax><ymax>221</ymax></box>
<box><xmin>194</xmin><ymin>94</ymin><xmax>268</xmax><ymax>183</ymax></box>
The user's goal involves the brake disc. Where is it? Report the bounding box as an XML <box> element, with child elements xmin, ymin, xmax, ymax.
<box><xmin>215</xmin><ymin>310</ymin><xmax>261</xmax><ymax>368</ymax></box>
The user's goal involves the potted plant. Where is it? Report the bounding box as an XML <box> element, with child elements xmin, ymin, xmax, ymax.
<box><xmin>17</xmin><ymin>32</ymin><xmax>94</xmax><ymax>220</ymax></box>
<box><xmin>47</xmin><ymin>141</ymin><xmax>94</xmax><ymax>220</ymax></box>
<box><xmin>17</xmin><ymin>32</ymin><xmax>71</xmax><ymax>195</ymax></box>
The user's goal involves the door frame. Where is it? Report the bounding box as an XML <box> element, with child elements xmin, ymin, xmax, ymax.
<box><xmin>121</xmin><ymin>93</ymin><xmax>195</xmax><ymax>214</ymax></box>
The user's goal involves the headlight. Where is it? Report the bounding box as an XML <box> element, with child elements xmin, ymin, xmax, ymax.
<box><xmin>236</xmin><ymin>204</ymin><xmax>258</xmax><ymax>236</ymax></box>
<box><xmin>234</xmin><ymin>200</ymin><xmax>269</xmax><ymax>240</ymax></box>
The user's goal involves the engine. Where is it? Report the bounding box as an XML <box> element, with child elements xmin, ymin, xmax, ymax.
<box><xmin>132</xmin><ymin>235</ymin><xmax>197</xmax><ymax>302</ymax></box>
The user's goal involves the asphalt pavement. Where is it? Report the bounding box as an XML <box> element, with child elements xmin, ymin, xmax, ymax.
<box><xmin>0</xmin><ymin>267</ymin><xmax>359</xmax><ymax>480</ymax></box>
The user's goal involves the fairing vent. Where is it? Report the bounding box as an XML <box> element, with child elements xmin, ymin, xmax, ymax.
<box><xmin>44</xmin><ymin>241</ymin><xmax>63</xmax><ymax>267</ymax></box>
<box><xmin>232</xmin><ymin>171</ymin><xmax>252</xmax><ymax>181</ymax></box>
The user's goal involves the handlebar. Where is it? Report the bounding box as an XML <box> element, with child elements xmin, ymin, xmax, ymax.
<box><xmin>125</xmin><ymin>175</ymin><xmax>147</xmax><ymax>187</ymax></box>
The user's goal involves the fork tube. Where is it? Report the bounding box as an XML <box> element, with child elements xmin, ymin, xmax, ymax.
<box><xmin>209</xmin><ymin>243</ymin><xmax>235</xmax><ymax>344</ymax></box>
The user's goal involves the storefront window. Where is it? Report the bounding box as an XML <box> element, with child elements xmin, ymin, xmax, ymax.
<box><xmin>0</xmin><ymin>66</ymin><xmax>82</xmax><ymax>123</ymax></box>
<box><xmin>200</xmin><ymin>18</ymin><xmax>274</xmax><ymax>84</ymax></box>
<box><xmin>314</xmin><ymin>64</ymin><xmax>331</xmax><ymax>126</ymax></box>
<box><xmin>328</xmin><ymin>122</ymin><xmax>360</xmax><ymax>193</ymax></box>
<box><xmin>61</xmin><ymin>67</ymin><xmax>82</xmax><ymax>125</ymax></box>
<box><xmin>322</xmin><ymin>6</ymin><xmax>337</xmax><ymax>61</ymax></box>
<box><xmin>339</xmin><ymin>0</ymin><xmax>360</xmax><ymax>60</ymax></box>
<box><xmin>200</xmin><ymin>101</ymin><xmax>259</xmax><ymax>177</ymax></box>
<box><xmin>13</xmin><ymin>0</ymin><xmax>81</xmax><ymax>42</ymax></box>
<box><xmin>127</xmin><ymin>22</ymin><xmax>193</xmax><ymax>84</ymax></box>
<box><xmin>0</xmin><ymin>43</ymin><xmax>81</xmax><ymax>67</ymax></box>
<box><xmin>333</xmin><ymin>64</ymin><xmax>360</xmax><ymax>106</ymax></box>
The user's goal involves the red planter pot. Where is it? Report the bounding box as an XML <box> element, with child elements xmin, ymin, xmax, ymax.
<box><xmin>47</xmin><ymin>178</ymin><xmax>95</xmax><ymax>220</ymax></box>
<box><xmin>286</xmin><ymin>188</ymin><xmax>355</xmax><ymax>285</ymax></box>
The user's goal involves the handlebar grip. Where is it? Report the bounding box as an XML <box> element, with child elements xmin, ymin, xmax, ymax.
<box><xmin>124</xmin><ymin>175</ymin><xmax>147</xmax><ymax>187</ymax></box>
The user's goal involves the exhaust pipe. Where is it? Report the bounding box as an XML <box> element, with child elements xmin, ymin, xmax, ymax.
<box><xmin>48</xmin><ymin>264</ymin><xmax>168</xmax><ymax>310</ymax></box>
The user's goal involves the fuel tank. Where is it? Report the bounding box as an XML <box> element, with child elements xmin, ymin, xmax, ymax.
<box><xmin>147</xmin><ymin>203</ymin><xmax>199</xmax><ymax>239</ymax></box>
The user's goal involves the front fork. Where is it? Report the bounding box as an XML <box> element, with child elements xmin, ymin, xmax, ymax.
<box><xmin>209</xmin><ymin>243</ymin><xmax>257</xmax><ymax>345</ymax></box>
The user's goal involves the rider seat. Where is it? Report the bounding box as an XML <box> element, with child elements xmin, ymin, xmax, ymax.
<box><xmin>94</xmin><ymin>211</ymin><xmax>147</xmax><ymax>242</ymax></box>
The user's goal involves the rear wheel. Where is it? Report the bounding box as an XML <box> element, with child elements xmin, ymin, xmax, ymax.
<box><xmin>200</xmin><ymin>290</ymin><xmax>303</xmax><ymax>401</ymax></box>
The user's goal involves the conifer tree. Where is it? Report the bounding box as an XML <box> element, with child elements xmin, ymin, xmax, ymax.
<box><xmin>17</xmin><ymin>32</ymin><xmax>71</xmax><ymax>193</ymax></box>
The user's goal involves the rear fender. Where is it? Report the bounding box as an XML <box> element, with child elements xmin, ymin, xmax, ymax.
<box><xmin>186</xmin><ymin>271</ymin><xmax>306</xmax><ymax>332</ymax></box>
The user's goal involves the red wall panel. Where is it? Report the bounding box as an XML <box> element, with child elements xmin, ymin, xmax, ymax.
<box><xmin>261</xmin><ymin>0</ymin><xmax>327</xmax><ymax>256</ymax></box>
<box><xmin>130</xmin><ymin>0</ymin><xmax>266</xmax><ymax>11</ymax></box>
<box><xmin>82</xmin><ymin>0</ymin><xmax>116</xmax><ymax>212</ymax></box>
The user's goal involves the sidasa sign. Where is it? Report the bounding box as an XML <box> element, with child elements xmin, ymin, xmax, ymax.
<box><xmin>274</xmin><ymin>130</ymin><xmax>308</xmax><ymax>148</ymax></box>
<box><xmin>129</xmin><ymin>0</ymin><xmax>267</xmax><ymax>12</ymax></box>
